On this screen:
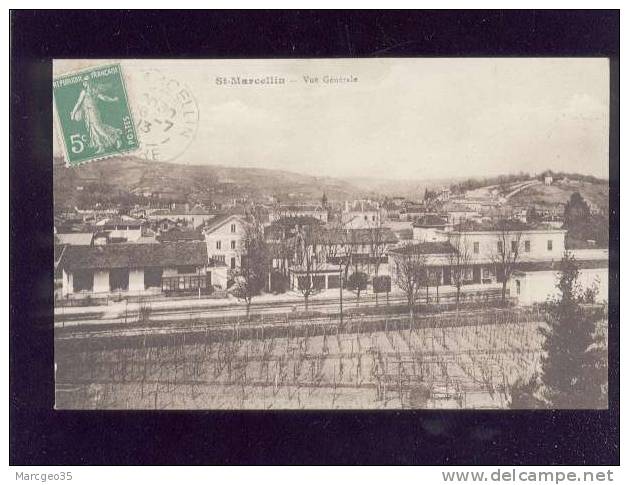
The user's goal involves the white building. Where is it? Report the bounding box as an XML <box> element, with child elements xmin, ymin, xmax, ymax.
<box><xmin>59</xmin><ymin>241</ymin><xmax>224</xmax><ymax>298</ymax></box>
<box><xmin>341</xmin><ymin>200</ymin><xmax>381</xmax><ymax>228</ymax></box>
<box><xmin>511</xmin><ymin>249</ymin><xmax>608</xmax><ymax>305</ymax></box>
<box><xmin>412</xmin><ymin>215</ymin><xmax>449</xmax><ymax>242</ymax></box>
<box><xmin>203</xmin><ymin>214</ymin><xmax>247</xmax><ymax>273</ymax></box>
<box><xmin>146</xmin><ymin>207</ymin><xmax>217</xmax><ymax>228</ymax></box>
<box><xmin>390</xmin><ymin>221</ymin><xmax>572</xmax><ymax>296</ymax></box>
<box><xmin>94</xmin><ymin>216</ymin><xmax>145</xmax><ymax>243</ymax></box>
<box><xmin>270</xmin><ymin>204</ymin><xmax>328</xmax><ymax>223</ymax></box>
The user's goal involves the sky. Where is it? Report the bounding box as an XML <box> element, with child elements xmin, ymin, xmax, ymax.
<box><xmin>54</xmin><ymin>58</ymin><xmax>610</xmax><ymax>181</ymax></box>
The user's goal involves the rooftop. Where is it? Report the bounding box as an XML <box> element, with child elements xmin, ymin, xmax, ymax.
<box><xmin>277</xmin><ymin>204</ymin><xmax>324</xmax><ymax>212</ymax></box>
<box><xmin>389</xmin><ymin>241</ymin><xmax>455</xmax><ymax>256</ymax></box>
<box><xmin>321</xmin><ymin>227</ymin><xmax>399</xmax><ymax>245</ymax></box>
<box><xmin>203</xmin><ymin>213</ymin><xmax>245</xmax><ymax>234</ymax></box>
<box><xmin>157</xmin><ymin>227</ymin><xmax>205</xmax><ymax>242</ymax></box>
<box><xmin>60</xmin><ymin>241</ymin><xmax>208</xmax><ymax>271</ymax></box>
<box><xmin>451</xmin><ymin>219</ymin><xmax>565</xmax><ymax>233</ymax></box>
<box><xmin>412</xmin><ymin>215</ymin><xmax>448</xmax><ymax>228</ymax></box>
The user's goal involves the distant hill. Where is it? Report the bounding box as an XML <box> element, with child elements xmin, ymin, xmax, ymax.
<box><xmin>53</xmin><ymin>156</ymin><xmax>370</xmax><ymax>208</ymax></box>
<box><xmin>507</xmin><ymin>179</ymin><xmax>609</xmax><ymax>213</ymax></box>
<box><xmin>53</xmin><ymin>155</ymin><xmax>608</xmax><ymax>213</ymax></box>
<box><xmin>345</xmin><ymin>176</ymin><xmax>464</xmax><ymax>200</ymax></box>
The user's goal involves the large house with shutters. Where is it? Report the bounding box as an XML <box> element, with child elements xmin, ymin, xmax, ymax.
<box><xmin>390</xmin><ymin>220</ymin><xmax>608</xmax><ymax>304</ymax></box>
<box><xmin>203</xmin><ymin>214</ymin><xmax>247</xmax><ymax>273</ymax></box>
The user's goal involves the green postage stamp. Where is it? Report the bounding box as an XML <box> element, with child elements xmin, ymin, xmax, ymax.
<box><xmin>53</xmin><ymin>64</ymin><xmax>139</xmax><ymax>166</ymax></box>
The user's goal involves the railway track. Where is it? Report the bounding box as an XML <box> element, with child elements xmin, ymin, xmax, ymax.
<box><xmin>56</xmin><ymin>305</ymin><xmax>535</xmax><ymax>344</ymax></box>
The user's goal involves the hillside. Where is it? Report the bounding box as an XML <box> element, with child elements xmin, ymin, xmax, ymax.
<box><xmin>53</xmin><ymin>156</ymin><xmax>367</xmax><ymax>208</ymax></box>
<box><xmin>507</xmin><ymin>179</ymin><xmax>608</xmax><ymax>213</ymax></box>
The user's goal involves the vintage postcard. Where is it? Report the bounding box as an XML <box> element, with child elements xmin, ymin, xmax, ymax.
<box><xmin>53</xmin><ymin>59</ymin><xmax>610</xmax><ymax>410</ymax></box>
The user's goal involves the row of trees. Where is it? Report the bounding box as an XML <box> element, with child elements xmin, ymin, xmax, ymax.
<box><xmin>234</xmin><ymin>215</ymin><xmax>530</xmax><ymax>322</ymax></box>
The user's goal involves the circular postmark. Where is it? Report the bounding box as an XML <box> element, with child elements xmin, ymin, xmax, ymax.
<box><xmin>132</xmin><ymin>69</ymin><xmax>199</xmax><ymax>162</ymax></box>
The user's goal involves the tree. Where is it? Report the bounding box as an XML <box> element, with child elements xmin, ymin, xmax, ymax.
<box><xmin>448</xmin><ymin>234</ymin><xmax>472</xmax><ymax>309</ymax></box>
<box><xmin>490</xmin><ymin>220</ymin><xmax>523</xmax><ymax>304</ymax></box>
<box><xmin>392</xmin><ymin>245</ymin><xmax>427</xmax><ymax>325</ymax></box>
<box><xmin>230</xmin><ymin>217</ymin><xmax>269</xmax><ymax>318</ymax></box>
<box><xmin>509</xmin><ymin>375</ymin><xmax>544</xmax><ymax>409</ymax></box>
<box><xmin>368</xmin><ymin>221</ymin><xmax>389</xmax><ymax>306</ymax></box>
<box><xmin>323</xmin><ymin>223</ymin><xmax>355</xmax><ymax>325</ymax></box>
<box><xmin>294</xmin><ymin>224</ymin><xmax>326</xmax><ymax>311</ymax></box>
<box><xmin>373</xmin><ymin>275</ymin><xmax>392</xmax><ymax>305</ymax></box>
<box><xmin>526</xmin><ymin>206</ymin><xmax>541</xmax><ymax>223</ymax></box>
<box><xmin>564</xmin><ymin>192</ymin><xmax>591</xmax><ymax>227</ymax></box>
<box><xmin>538</xmin><ymin>253</ymin><xmax>607</xmax><ymax>408</ymax></box>
<box><xmin>346</xmin><ymin>271</ymin><xmax>369</xmax><ymax>307</ymax></box>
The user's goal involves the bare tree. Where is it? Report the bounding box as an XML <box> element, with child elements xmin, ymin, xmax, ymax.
<box><xmin>448</xmin><ymin>234</ymin><xmax>472</xmax><ymax>309</ymax></box>
<box><xmin>368</xmin><ymin>221</ymin><xmax>389</xmax><ymax>306</ymax></box>
<box><xmin>392</xmin><ymin>244</ymin><xmax>428</xmax><ymax>324</ymax></box>
<box><xmin>230</xmin><ymin>216</ymin><xmax>270</xmax><ymax>318</ymax></box>
<box><xmin>294</xmin><ymin>224</ymin><xmax>327</xmax><ymax>311</ymax></box>
<box><xmin>322</xmin><ymin>223</ymin><xmax>355</xmax><ymax>324</ymax></box>
<box><xmin>490</xmin><ymin>220</ymin><xmax>523</xmax><ymax>304</ymax></box>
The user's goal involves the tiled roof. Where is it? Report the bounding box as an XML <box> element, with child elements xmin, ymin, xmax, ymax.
<box><xmin>61</xmin><ymin>241</ymin><xmax>208</xmax><ymax>271</ymax></box>
<box><xmin>203</xmin><ymin>213</ymin><xmax>244</xmax><ymax>234</ymax></box>
<box><xmin>321</xmin><ymin>227</ymin><xmax>398</xmax><ymax>245</ymax></box>
<box><xmin>279</xmin><ymin>205</ymin><xmax>323</xmax><ymax>212</ymax></box>
<box><xmin>157</xmin><ymin>228</ymin><xmax>204</xmax><ymax>242</ymax></box>
<box><xmin>412</xmin><ymin>215</ymin><xmax>448</xmax><ymax>227</ymax></box>
<box><xmin>451</xmin><ymin>220</ymin><xmax>564</xmax><ymax>232</ymax></box>
<box><xmin>513</xmin><ymin>259</ymin><xmax>608</xmax><ymax>273</ymax></box>
<box><xmin>389</xmin><ymin>241</ymin><xmax>455</xmax><ymax>256</ymax></box>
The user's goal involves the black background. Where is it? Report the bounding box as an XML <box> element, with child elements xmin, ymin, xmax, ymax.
<box><xmin>10</xmin><ymin>10</ymin><xmax>620</xmax><ymax>465</ymax></box>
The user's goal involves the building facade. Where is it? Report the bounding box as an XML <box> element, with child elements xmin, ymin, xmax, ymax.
<box><xmin>203</xmin><ymin>214</ymin><xmax>247</xmax><ymax>272</ymax></box>
<box><xmin>59</xmin><ymin>241</ymin><xmax>225</xmax><ymax>297</ymax></box>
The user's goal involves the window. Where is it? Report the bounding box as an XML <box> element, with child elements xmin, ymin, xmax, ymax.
<box><xmin>216</xmin><ymin>240</ymin><xmax>222</xmax><ymax>250</ymax></box>
<box><xmin>497</xmin><ymin>241</ymin><xmax>503</xmax><ymax>253</ymax></box>
<box><xmin>73</xmin><ymin>269</ymin><xmax>94</xmax><ymax>292</ymax></box>
<box><xmin>327</xmin><ymin>274</ymin><xmax>341</xmax><ymax>289</ymax></box>
<box><xmin>144</xmin><ymin>267</ymin><xmax>163</xmax><ymax>289</ymax></box>
<box><xmin>214</xmin><ymin>255</ymin><xmax>226</xmax><ymax>264</ymax></box>
<box><xmin>364</xmin><ymin>215</ymin><xmax>368</xmax><ymax>221</ymax></box>
<box><xmin>482</xmin><ymin>267</ymin><xmax>491</xmax><ymax>283</ymax></box>
<box><xmin>230</xmin><ymin>257</ymin><xmax>236</xmax><ymax>269</ymax></box>
<box><xmin>472</xmin><ymin>266</ymin><xmax>481</xmax><ymax>284</ymax></box>
<box><xmin>511</xmin><ymin>241</ymin><xmax>518</xmax><ymax>252</ymax></box>
<box><xmin>109</xmin><ymin>268</ymin><xmax>129</xmax><ymax>291</ymax></box>
<box><xmin>473</xmin><ymin>242</ymin><xmax>479</xmax><ymax>254</ymax></box>
<box><xmin>547</xmin><ymin>240</ymin><xmax>553</xmax><ymax>251</ymax></box>
<box><xmin>372</xmin><ymin>215</ymin><xmax>376</xmax><ymax>221</ymax></box>
<box><xmin>230</xmin><ymin>240</ymin><xmax>236</xmax><ymax>250</ymax></box>
<box><xmin>230</xmin><ymin>223</ymin><xmax>236</xmax><ymax>233</ymax></box>
<box><xmin>524</xmin><ymin>240</ymin><xmax>530</xmax><ymax>252</ymax></box>
<box><xmin>516</xmin><ymin>280</ymin><xmax>521</xmax><ymax>295</ymax></box>
<box><xmin>312</xmin><ymin>275</ymin><xmax>326</xmax><ymax>290</ymax></box>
